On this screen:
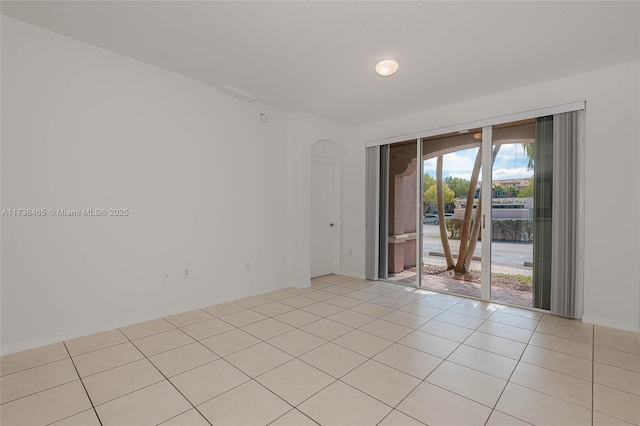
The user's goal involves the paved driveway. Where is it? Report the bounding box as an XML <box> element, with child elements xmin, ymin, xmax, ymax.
<box><xmin>422</xmin><ymin>224</ymin><xmax>533</xmax><ymax>275</ymax></box>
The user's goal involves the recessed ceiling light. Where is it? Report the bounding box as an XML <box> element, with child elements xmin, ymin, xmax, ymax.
<box><xmin>375</xmin><ymin>58</ymin><xmax>399</xmax><ymax>77</ymax></box>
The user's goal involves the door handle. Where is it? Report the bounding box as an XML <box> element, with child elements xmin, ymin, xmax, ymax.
<box><xmin>330</xmin><ymin>223</ymin><xmax>335</xmax><ymax>227</ymax></box>
<box><xmin>482</xmin><ymin>215</ymin><xmax>485</xmax><ymax>229</ymax></box>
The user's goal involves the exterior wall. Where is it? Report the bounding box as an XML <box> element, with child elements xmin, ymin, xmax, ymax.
<box><xmin>388</xmin><ymin>143</ymin><xmax>418</xmax><ymax>273</ymax></box>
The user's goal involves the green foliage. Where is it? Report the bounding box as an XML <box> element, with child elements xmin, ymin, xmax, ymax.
<box><xmin>445</xmin><ymin>218</ymin><xmax>474</xmax><ymax>239</ymax></box>
<box><xmin>423</xmin><ymin>173</ymin><xmax>435</xmax><ymax>192</ymax></box>
<box><xmin>446</xmin><ymin>218</ymin><xmax>533</xmax><ymax>241</ymax></box>
<box><xmin>423</xmin><ymin>173</ymin><xmax>437</xmax><ymax>209</ymax></box>
<box><xmin>494</xmin><ymin>273</ymin><xmax>533</xmax><ymax>285</ymax></box>
<box><xmin>492</xmin><ymin>219</ymin><xmax>533</xmax><ymax>242</ymax></box>
<box><xmin>424</xmin><ymin>183</ymin><xmax>455</xmax><ymax>206</ymax></box>
<box><xmin>444</xmin><ymin>176</ymin><xmax>471</xmax><ymax>198</ymax></box>
<box><xmin>521</xmin><ymin>143</ymin><xmax>535</xmax><ymax>170</ymax></box>
<box><xmin>517</xmin><ymin>178</ymin><xmax>534</xmax><ymax>198</ymax></box>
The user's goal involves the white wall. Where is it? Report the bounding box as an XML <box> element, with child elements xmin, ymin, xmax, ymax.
<box><xmin>346</xmin><ymin>61</ymin><xmax>640</xmax><ymax>332</ymax></box>
<box><xmin>1</xmin><ymin>17</ymin><xmax>295</xmax><ymax>353</ymax></box>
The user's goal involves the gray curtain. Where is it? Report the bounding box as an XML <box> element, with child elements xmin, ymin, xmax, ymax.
<box><xmin>550</xmin><ymin>111</ymin><xmax>579</xmax><ymax>318</ymax></box>
<box><xmin>365</xmin><ymin>146</ymin><xmax>379</xmax><ymax>280</ymax></box>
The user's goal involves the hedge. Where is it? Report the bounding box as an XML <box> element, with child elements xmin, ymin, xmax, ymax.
<box><xmin>445</xmin><ymin>218</ymin><xmax>533</xmax><ymax>242</ymax></box>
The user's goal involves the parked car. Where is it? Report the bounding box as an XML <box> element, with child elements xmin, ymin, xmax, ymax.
<box><xmin>423</xmin><ymin>213</ymin><xmax>454</xmax><ymax>225</ymax></box>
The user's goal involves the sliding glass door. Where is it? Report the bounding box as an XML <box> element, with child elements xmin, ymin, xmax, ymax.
<box><xmin>488</xmin><ymin>120</ymin><xmax>535</xmax><ymax>307</ymax></box>
<box><xmin>420</xmin><ymin>130</ymin><xmax>484</xmax><ymax>298</ymax></box>
<box><xmin>373</xmin><ymin>114</ymin><xmax>562</xmax><ymax>310</ymax></box>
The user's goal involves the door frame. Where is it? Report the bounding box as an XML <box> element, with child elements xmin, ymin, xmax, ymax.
<box><xmin>480</xmin><ymin>125</ymin><xmax>493</xmax><ymax>300</ymax></box>
<box><xmin>311</xmin><ymin>155</ymin><xmax>341</xmax><ymax>276</ymax></box>
<box><xmin>416</xmin><ymin>129</ymin><xmax>494</xmax><ymax>298</ymax></box>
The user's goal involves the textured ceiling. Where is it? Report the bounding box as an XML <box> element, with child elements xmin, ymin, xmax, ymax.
<box><xmin>2</xmin><ymin>1</ymin><xmax>639</xmax><ymax>126</ymax></box>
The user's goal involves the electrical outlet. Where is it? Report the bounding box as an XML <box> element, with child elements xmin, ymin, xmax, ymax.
<box><xmin>183</xmin><ymin>268</ymin><xmax>190</xmax><ymax>279</ymax></box>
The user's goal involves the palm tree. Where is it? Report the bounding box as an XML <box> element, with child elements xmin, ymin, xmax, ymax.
<box><xmin>521</xmin><ymin>142</ymin><xmax>535</xmax><ymax>170</ymax></box>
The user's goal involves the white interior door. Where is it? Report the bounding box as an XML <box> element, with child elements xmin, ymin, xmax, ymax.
<box><xmin>311</xmin><ymin>159</ymin><xmax>335</xmax><ymax>277</ymax></box>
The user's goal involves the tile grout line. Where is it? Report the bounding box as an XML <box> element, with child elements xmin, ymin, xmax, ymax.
<box><xmin>0</xmin><ymin>360</ymin><xmax>84</xmax><ymax>407</ymax></box>
<box><xmin>0</xmin><ymin>283</ymin><xmax>496</xmax><ymax>412</ymax></box>
<box><xmin>482</xmin><ymin>312</ymin><xmax>545</xmax><ymax>426</ymax></box>
<box><xmin>482</xmin><ymin>312</ymin><xmax>595</xmax><ymax>423</ymax></box>
<box><xmin>155</xmin><ymin>408</ymin><xmax>205</xmax><ymax>426</ymax></box>
<box><xmin>306</xmin><ymin>312</ymin><xmax>432</xmax><ymax>422</ymax></box>
<box><xmin>383</xmin><ymin>357</ymin><xmax>449</xmax><ymax>425</ymax></box>
<box><xmin>173</xmin><ymin>297</ymin><xmax>344</xmax><ymax>421</ymax></box>
<box><xmin>591</xmin><ymin>342</ymin><xmax>640</xmax><ymax>356</ymax></box>
<box><xmin>593</xmin><ymin>381</ymin><xmax>640</xmax><ymax>397</ymax></box>
<box><xmin>525</xmin><ymin>340</ymin><xmax>593</xmax><ymax>361</ymax></box>
<box><xmin>370</xmin><ymin>291</ymin><xmax>493</xmax><ymax>421</ymax></box>
<box><xmin>375</xmin><ymin>408</ymin><xmax>426</xmax><ymax>426</ymax></box>
<box><xmin>194</xmin><ymin>280</ymin><xmax>419</xmax><ymax>422</ymax></box>
<box><xmin>0</xmin><ymin>355</ymin><xmax>70</xmax><ymax>378</ymax></box>
<box><xmin>266</xmin><ymin>408</ymin><xmax>321</xmax><ymax>426</ymax></box>
<box><xmin>119</xmin><ymin>330</ymin><xmax>215</xmax><ymax>426</ymax></box>
<box><xmin>7</xmin><ymin>277</ymin><xmax>625</xmax><ymax>426</ymax></box>
<box><xmin>124</xmin><ymin>330</ymin><xmax>197</xmax><ymax>359</ymax></box>
<box><xmin>77</xmin><ymin>356</ymin><xmax>147</xmax><ymax>380</ymax></box>
<box><xmin>515</xmin><ymin>358</ymin><xmax>593</xmax><ymax>383</ymax></box>
<box><xmin>313</xmin><ymin>283</ymin><xmax>542</xmax><ymax>390</ymax></box>
<box><xmin>195</xmin><ymin>327</ymin><xmax>340</xmax><ymax>423</ymax></box>
<box><xmin>62</xmin><ymin>341</ymin><xmax>104</xmax><ymax>426</ymax></box>
<box><xmin>67</xmin><ymin>339</ymin><xmax>139</xmax><ymax>359</ymax></box>
<box><xmin>164</xmin><ymin>310</ymin><xmax>216</xmax><ymax>328</ymax></box>
<box><xmin>418</xmin><ymin>298</ymin><xmax>497</xmax><ymax>422</ymax></box>
<box><xmin>1</xmin><ymin>378</ymin><xmax>84</xmax><ymax>409</ymax></box>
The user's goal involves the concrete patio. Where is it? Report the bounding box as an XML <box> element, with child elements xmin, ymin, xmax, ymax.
<box><xmin>388</xmin><ymin>269</ymin><xmax>533</xmax><ymax>308</ymax></box>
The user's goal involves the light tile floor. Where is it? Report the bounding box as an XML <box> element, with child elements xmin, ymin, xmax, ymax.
<box><xmin>1</xmin><ymin>275</ymin><xmax>639</xmax><ymax>426</ymax></box>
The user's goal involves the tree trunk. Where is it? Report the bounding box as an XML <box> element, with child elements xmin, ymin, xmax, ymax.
<box><xmin>436</xmin><ymin>156</ymin><xmax>454</xmax><ymax>269</ymax></box>
<box><xmin>464</xmin><ymin>196</ymin><xmax>482</xmax><ymax>271</ymax></box>
<box><xmin>454</xmin><ymin>147</ymin><xmax>483</xmax><ymax>272</ymax></box>
<box><xmin>463</xmin><ymin>145</ymin><xmax>502</xmax><ymax>270</ymax></box>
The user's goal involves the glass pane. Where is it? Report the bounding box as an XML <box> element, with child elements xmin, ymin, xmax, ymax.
<box><xmin>489</xmin><ymin>119</ymin><xmax>538</xmax><ymax>307</ymax></box>
<box><xmin>421</xmin><ymin>129</ymin><xmax>483</xmax><ymax>298</ymax></box>
<box><xmin>384</xmin><ymin>140</ymin><xmax>419</xmax><ymax>286</ymax></box>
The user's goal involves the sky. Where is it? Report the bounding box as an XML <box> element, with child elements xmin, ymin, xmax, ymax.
<box><xmin>423</xmin><ymin>143</ymin><xmax>534</xmax><ymax>181</ymax></box>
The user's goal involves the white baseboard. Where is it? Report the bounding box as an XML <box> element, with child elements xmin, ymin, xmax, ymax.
<box><xmin>1</xmin><ymin>318</ymin><xmax>133</xmax><ymax>356</ymax></box>
<box><xmin>293</xmin><ymin>279</ymin><xmax>312</xmax><ymax>289</ymax></box>
<box><xmin>0</xmin><ymin>304</ymin><xmax>201</xmax><ymax>356</ymax></box>
<box><xmin>339</xmin><ymin>269</ymin><xmax>365</xmax><ymax>280</ymax></box>
<box><xmin>1</xmin><ymin>284</ymin><xmax>296</xmax><ymax>356</ymax></box>
<box><xmin>581</xmin><ymin>315</ymin><xmax>640</xmax><ymax>334</ymax></box>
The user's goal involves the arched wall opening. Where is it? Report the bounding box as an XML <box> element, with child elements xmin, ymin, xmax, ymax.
<box><xmin>310</xmin><ymin>139</ymin><xmax>345</xmax><ymax>277</ymax></box>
